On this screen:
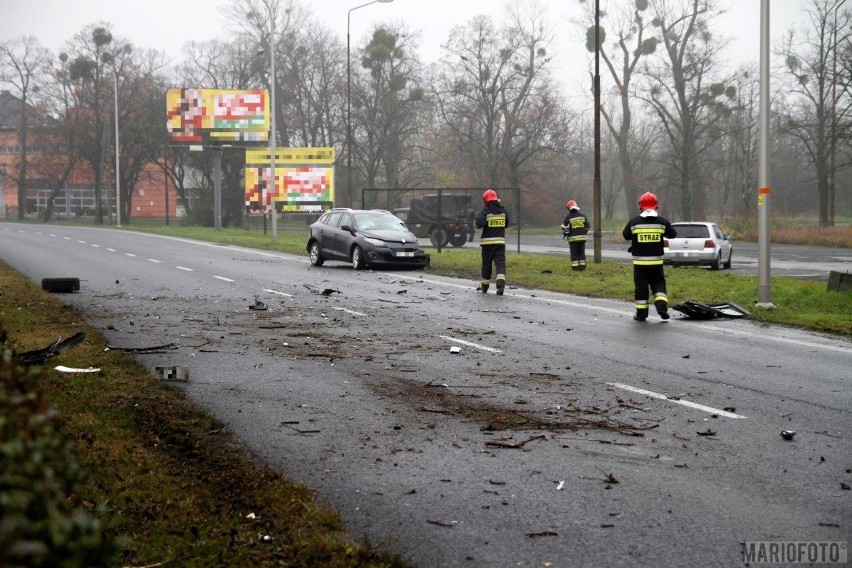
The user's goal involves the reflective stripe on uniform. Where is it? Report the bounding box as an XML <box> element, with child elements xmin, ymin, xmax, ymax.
<box><xmin>632</xmin><ymin>257</ymin><xmax>664</xmax><ymax>265</ymax></box>
<box><xmin>480</xmin><ymin>237</ymin><xmax>506</xmax><ymax>245</ymax></box>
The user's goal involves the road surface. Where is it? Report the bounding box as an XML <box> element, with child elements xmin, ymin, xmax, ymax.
<box><xmin>1</xmin><ymin>223</ymin><xmax>849</xmax><ymax>567</ymax></box>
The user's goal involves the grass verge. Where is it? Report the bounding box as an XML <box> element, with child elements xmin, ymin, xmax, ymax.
<box><xmin>0</xmin><ymin>263</ymin><xmax>407</xmax><ymax>567</ymax></box>
<box><xmin>131</xmin><ymin>225</ymin><xmax>852</xmax><ymax>337</ymax></box>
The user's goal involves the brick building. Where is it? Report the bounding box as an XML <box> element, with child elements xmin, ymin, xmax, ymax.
<box><xmin>1</xmin><ymin>89</ymin><xmax>176</xmax><ymax>222</ymax></box>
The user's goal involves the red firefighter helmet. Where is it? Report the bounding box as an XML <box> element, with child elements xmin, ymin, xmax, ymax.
<box><xmin>639</xmin><ymin>192</ymin><xmax>658</xmax><ymax>210</ymax></box>
<box><xmin>566</xmin><ymin>200</ymin><xmax>578</xmax><ymax>210</ymax></box>
<box><xmin>482</xmin><ymin>189</ymin><xmax>498</xmax><ymax>203</ymax></box>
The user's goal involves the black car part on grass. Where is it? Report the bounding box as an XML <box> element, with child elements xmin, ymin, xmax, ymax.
<box><xmin>671</xmin><ymin>300</ymin><xmax>751</xmax><ymax>319</ymax></box>
<box><xmin>17</xmin><ymin>331</ymin><xmax>87</xmax><ymax>365</ymax></box>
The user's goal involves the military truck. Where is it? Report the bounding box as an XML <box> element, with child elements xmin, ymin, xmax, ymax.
<box><xmin>394</xmin><ymin>194</ymin><xmax>474</xmax><ymax>248</ymax></box>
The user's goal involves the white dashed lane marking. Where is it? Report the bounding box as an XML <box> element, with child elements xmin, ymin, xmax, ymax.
<box><xmin>439</xmin><ymin>335</ymin><xmax>502</xmax><ymax>354</ymax></box>
<box><xmin>608</xmin><ymin>382</ymin><xmax>746</xmax><ymax>419</ymax></box>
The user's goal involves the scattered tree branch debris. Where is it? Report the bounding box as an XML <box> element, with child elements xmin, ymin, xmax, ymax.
<box><xmin>526</xmin><ymin>531</ymin><xmax>558</xmax><ymax>538</ymax></box>
<box><xmin>106</xmin><ymin>342</ymin><xmax>177</xmax><ymax>354</ymax></box>
<box><xmin>484</xmin><ymin>435</ymin><xmax>546</xmax><ymax>449</ymax></box>
<box><xmin>426</xmin><ymin>519</ymin><xmax>458</xmax><ymax>528</ymax></box>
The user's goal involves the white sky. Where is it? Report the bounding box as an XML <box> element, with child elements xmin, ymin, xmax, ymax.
<box><xmin>1</xmin><ymin>0</ymin><xmax>809</xmax><ymax>100</ymax></box>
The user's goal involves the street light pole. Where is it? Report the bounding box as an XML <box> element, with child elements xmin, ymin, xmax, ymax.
<box><xmin>268</xmin><ymin>1</ymin><xmax>277</xmax><ymax>240</ymax></box>
<box><xmin>112</xmin><ymin>69</ymin><xmax>120</xmax><ymax>227</ymax></box>
<box><xmin>347</xmin><ymin>0</ymin><xmax>394</xmax><ymax>208</ymax></box>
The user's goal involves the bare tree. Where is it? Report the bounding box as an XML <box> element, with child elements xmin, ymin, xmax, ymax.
<box><xmin>351</xmin><ymin>24</ymin><xmax>427</xmax><ymax>202</ymax></box>
<box><xmin>0</xmin><ymin>36</ymin><xmax>51</xmax><ymax>219</ymax></box>
<box><xmin>63</xmin><ymin>24</ymin><xmax>127</xmax><ymax>224</ymax></box>
<box><xmin>434</xmin><ymin>4</ymin><xmax>569</xmax><ymax>193</ymax></box>
<box><xmin>778</xmin><ymin>0</ymin><xmax>851</xmax><ymax>226</ymax></box>
<box><xmin>641</xmin><ymin>0</ymin><xmax>733</xmax><ymax>220</ymax></box>
<box><xmin>581</xmin><ymin>0</ymin><xmax>658</xmax><ymax>215</ymax></box>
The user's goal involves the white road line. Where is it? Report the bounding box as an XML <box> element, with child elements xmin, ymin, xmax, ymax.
<box><xmin>63</xmin><ymin>236</ymin><xmax>71</xmax><ymax>240</ymax></box>
<box><xmin>125</xmin><ymin>253</ymin><xmax>136</xmax><ymax>257</ymax></box>
<box><xmin>695</xmin><ymin>322</ymin><xmax>852</xmax><ymax>354</ymax></box>
<box><xmin>607</xmin><ymin>382</ymin><xmax>746</xmax><ymax>419</ymax></box>
<box><xmin>107</xmin><ymin>248</ymin><xmax>116</xmax><ymax>252</ymax></box>
<box><xmin>147</xmin><ymin>258</ymin><xmax>161</xmax><ymax>263</ymax></box>
<box><xmin>439</xmin><ymin>335</ymin><xmax>503</xmax><ymax>354</ymax></box>
<box><xmin>397</xmin><ymin>275</ymin><xmax>850</xmax><ymax>354</ymax></box>
<box><xmin>78</xmin><ymin>240</ymin><xmax>86</xmax><ymax>244</ymax></box>
<box><xmin>214</xmin><ymin>275</ymin><xmax>234</xmax><ymax>282</ymax></box>
<box><xmin>49</xmin><ymin>234</ymin><xmax>57</xmax><ymax>237</ymax></box>
<box><xmin>263</xmin><ymin>288</ymin><xmax>293</xmax><ymax>297</ymax></box>
<box><xmin>35</xmin><ymin>232</ymin><xmax>42</xmax><ymax>235</ymax></box>
<box><xmin>91</xmin><ymin>244</ymin><xmax>100</xmax><ymax>248</ymax></box>
<box><xmin>333</xmin><ymin>306</ymin><xmax>366</xmax><ymax>316</ymax></box>
<box><xmin>176</xmin><ymin>266</ymin><xmax>193</xmax><ymax>272</ymax></box>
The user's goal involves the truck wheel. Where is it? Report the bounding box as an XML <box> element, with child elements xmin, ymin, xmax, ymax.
<box><xmin>430</xmin><ymin>227</ymin><xmax>449</xmax><ymax>248</ymax></box>
<box><xmin>449</xmin><ymin>233</ymin><xmax>467</xmax><ymax>247</ymax></box>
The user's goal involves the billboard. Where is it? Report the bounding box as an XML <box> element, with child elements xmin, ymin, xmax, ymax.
<box><xmin>245</xmin><ymin>148</ymin><xmax>335</xmax><ymax>213</ymax></box>
<box><xmin>166</xmin><ymin>88</ymin><xmax>269</xmax><ymax>144</ymax></box>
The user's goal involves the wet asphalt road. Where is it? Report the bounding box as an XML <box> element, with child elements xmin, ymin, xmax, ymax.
<box><xmin>1</xmin><ymin>223</ymin><xmax>850</xmax><ymax>567</ymax></box>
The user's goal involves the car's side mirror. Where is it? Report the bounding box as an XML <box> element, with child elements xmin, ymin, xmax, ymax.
<box><xmin>340</xmin><ymin>224</ymin><xmax>355</xmax><ymax>233</ymax></box>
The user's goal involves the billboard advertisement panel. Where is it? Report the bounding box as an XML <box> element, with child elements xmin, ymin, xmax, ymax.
<box><xmin>245</xmin><ymin>148</ymin><xmax>335</xmax><ymax>213</ymax></box>
<box><xmin>166</xmin><ymin>88</ymin><xmax>269</xmax><ymax>144</ymax></box>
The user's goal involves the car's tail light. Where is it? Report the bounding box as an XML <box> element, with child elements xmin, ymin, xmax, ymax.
<box><xmin>704</xmin><ymin>239</ymin><xmax>716</xmax><ymax>248</ymax></box>
<box><xmin>663</xmin><ymin>238</ymin><xmax>669</xmax><ymax>247</ymax></box>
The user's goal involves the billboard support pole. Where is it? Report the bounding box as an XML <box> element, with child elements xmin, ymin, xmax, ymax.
<box><xmin>214</xmin><ymin>146</ymin><xmax>222</xmax><ymax>231</ymax></box>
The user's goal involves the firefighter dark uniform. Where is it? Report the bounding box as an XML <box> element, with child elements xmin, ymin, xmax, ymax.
<box><xmin>475</xmin><ymin>189</ymin><xmax>508</xmax><ymax>295</ymax></box>
<box><xmin>561</xmin><ymin>200</ymin><xmax>589</xmax><ymax>271</ymax></box>
<box><xmin>622</xmin><ymin>192</ymin><xmax>677</xmax><ymax>321</ymax></box>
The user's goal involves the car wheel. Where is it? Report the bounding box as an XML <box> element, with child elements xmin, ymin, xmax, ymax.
<box><xmin>449</xmin><ymin>233</ymin><xmax>467</xmax><ymax>247</ymax></box>
<box><xmin>429</xmin><ymin>227</ymin><xmax>449</xmax><ymax>248</ymax></box>
<box><xmin>710</xmin><ymin>252</ymin><xmax>721</xmax><ymax>270</ymax></box>
<box><xmin>351</xmin><ymin>245</ymin><xmax>367</xmax><ymax>270</ymax></box>
<box><xmin>309</xmin><ymin>241</ymin><xmax>325</xmax><ymax>266</ymax></box>
<box><xmin>723</xmin><ymin>250</ymin><xmax>732</xmax><ymax>269</ymax></box>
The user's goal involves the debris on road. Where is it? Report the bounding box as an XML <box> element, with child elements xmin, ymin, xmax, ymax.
<box><xmin>54</xmin><ymin>365</ymin><xmax>100</xmax><ymax>373</ymax></box>
<box><xmin>556</xmin><ymin>481</ymin><xmax>565</xmax><ymax>491</ymax></box>
<box><xmin>17</xmin><ymin>331</ymin><xmax>86</xmax><ymax>365</ymax></box>
<box><xmin>485</xmin><ymin>434</ymin><xmax>546</xmax><ymax>448</ymax></box>
<box><xmin>107</xmin><ymin>342</ymin><xmax>177</xmax><ymax>354</ymax></box>
<box><xmin>450</xmin><ymin>346</ymin><xmax>461</xmax><ymax>354</ymax></box>
<box><xmin>696</xmin><ymin>429</ymin><xmax>717</xmax><ymax>436</ymax></box>
<box><xmin>780</xmin><ymin>429</ymin><xmax>797</xmax><ymax>440</ymax></box>
<box><xmin>526</xmin><ymin>531</ymin><xmax>558</xmax><ymax>538</ymax></box>
<box><xmin>249</xmin><ymin>299</ymin><xmax>268</xmax><ymax>311</ymax></box>
<box><xmin>672</xmin><ymin>300</ymin><xmax>751</xmax><ymax>319</ymax></box>
<box><xmin>41</xmin><ymin>277</ymin><xmax>80</xmax><ymax>293</ymax></box>
<box><xmin>426</xmin><ymin>519</ymin><xmax>459</xmax><ymax>528</ymax></box>
<box><xmin>304</xmin><ymin>284</ymin><xmax>340</xmax><ymax>296</ymax></box>
<box><xmin>153</xmin><ymin>366</ymin><xmax>189</xmax><ymax>382</ymax></box>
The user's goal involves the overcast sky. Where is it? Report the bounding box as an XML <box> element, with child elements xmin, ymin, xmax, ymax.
<box><xmin>1</xmin><ymin>0</ymin><xmax>809</xmax><ymax>99</ymax></box>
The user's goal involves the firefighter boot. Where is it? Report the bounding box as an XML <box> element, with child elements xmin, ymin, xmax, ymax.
<box><xmin>633</xmin><ymin>309</ymin><xmax>648</xmax><ymax>321</ymax></box>
<box><xmin>496</xmin><ymin>275</ymin><xmax>505</xmax><ymax>296</ymax></box>
<box><xmin>655</xmin><ymin>299</ymin><xmax>670</xmax><ymax>320</ymax></box>
<box><xmin>478</xmin><ymin>280</ymin><xmax>490</xmax><ymax>294</ymax></box>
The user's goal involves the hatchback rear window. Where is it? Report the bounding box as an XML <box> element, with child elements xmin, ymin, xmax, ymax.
<box><xmin>674</xmin><ymin>225</ymin><xmax>710</xmax><ymax>238</ymax></box>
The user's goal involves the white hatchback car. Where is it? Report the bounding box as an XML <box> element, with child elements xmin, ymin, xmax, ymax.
<box><xmin>663</xmin><ymin>222</ymin><xmax>732</xmax><ymax>270</ymax></box>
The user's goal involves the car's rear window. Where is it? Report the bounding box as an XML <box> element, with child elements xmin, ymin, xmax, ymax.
<box><xmin>674</xmin><ymin>225</ymin><xmax>710</xmax><ymax>238</ymax></box>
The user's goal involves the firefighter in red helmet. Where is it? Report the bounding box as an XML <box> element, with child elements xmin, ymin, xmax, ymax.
<box><xmin>475</xmin><ymin>189</ymin><xmax>508</xmax><ymax>294</ymax></box>
<box><xmin>561</xmin><ymin>200</ymin><xmax>589</xmax><ymax>270</ymax></box>
<box><xmin>622</xmin><ymin>192</ymin><xmax>677</xmax><ymax>321</ymax></box>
